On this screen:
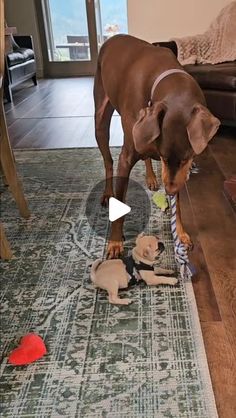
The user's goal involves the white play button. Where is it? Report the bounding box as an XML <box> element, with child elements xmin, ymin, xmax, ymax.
<box><xmin>109</xmin><ymin>197</ymin><xmax>131</xmax><ymax>222</ymax></box>
<box><xmin>86</xmin><ymin>178</ymin><xmax>151</xmax><ymax>237</ymax></box>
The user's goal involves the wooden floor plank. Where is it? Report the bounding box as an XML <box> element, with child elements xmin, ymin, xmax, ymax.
<box><xmin>5</xmin><ymin>79</ymin><xmax>53</xmax><ymax>124</ymax></box>
<box><xmin>210</xmin><ymin>128</ymin><xmax>236</xmax><ymax>179</ymax></box>
<box><xmin>186</xmin><ymin>148</ymin><xmax>236</xmax><ymax>350</ymax></box>
<box><xmin>202</xmin><ymin>322</ymin><xmax>236</xmax><ymax>418</ymax></box>
<box><xmin>15</xmin><ymin>117</ymin><xmax>90</xmax><ymax>149</ymax></box>
<box><xmin>9</xmin><ymin>115</ymin><xmax>123</xmax><ymax>149</ymax></box>
<box><xmin>224</xmin><ymin>176</ymin><xmax>236</xmax><ymax>212</ymax></box>
<box><xmin>8</xmin><ymin>118</ymin><xmax>41</xmax><ymax>148</ymax></box>
<box><xmin>180</xmin><ymin>186</ymin><xmax>221</xmax><ymax>322</ymax></box>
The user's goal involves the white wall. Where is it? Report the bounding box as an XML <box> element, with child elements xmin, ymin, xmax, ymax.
<box><xmin>128</xmin><ymin>0</ymin><xmax>232</xmax><ymax>42</ymax></box>
<box><xmin>5</xmin><ymin>0</ymin><xmax>43</xmax><ymax>77</ymax></box>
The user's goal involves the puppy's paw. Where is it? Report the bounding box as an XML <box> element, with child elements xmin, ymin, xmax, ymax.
<box><xmin>109</xmin><ymin>297</ymin><xmax>132</xmax><ymax>305</ymax></box>
<box><xmin>179</xmin><ymin>231</ymin><xmax>193</xmax><ymax>250</ymax></box>
<box><xmin>107</xmin><ymin>240</ymin><xmax>124</xmax><ymax>259</ymax></box>
<box><xmin>167</xmin><ymin>277</ymin><xmax>178</xmax><ymax>286</ymax></box>
<box><xmin>166</xmin><ymin>269</ymin><xmax>175</xmax><ymax>275</ymax></box>
<box><xmin>154</xmin><ymin>267</ymin><xmax>175</xmax><ymax>276</ymax></box>
<box><xmin>122</xmin><ymin>298</ymin><xmax>133</xmax><ymax>305</ymax></box>
<box><xmin>146</xmin><ymin>174</ymin><xmax>158</xmax><ymax>191</ymax></box>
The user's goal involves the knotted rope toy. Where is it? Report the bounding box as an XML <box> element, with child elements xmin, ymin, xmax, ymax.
<box><xmin>153</xmin><ymin>190</ymin><xmax>195</xmax><ymax>280</ymax></box>
<box><xmin>169</xmin><ymin>194</ymin><xmax>195</xmax><ymax>280</ymax></box>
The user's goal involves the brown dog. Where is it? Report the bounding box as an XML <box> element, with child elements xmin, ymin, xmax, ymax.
<box><xmin>94</xmin><ymin>35</ymin><xmax>220</xmax><ymax>258</ymax></box>
<box><xmin>91</xmin><ymin>234</ymin><xmax>177</xmax><ymax>305</ymax></box>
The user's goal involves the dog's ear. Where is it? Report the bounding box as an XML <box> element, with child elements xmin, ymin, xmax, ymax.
<box><xmin>143</xmin><ymin>245</ymin><xmax>151</xmax><ymax>259</ymax></box>
<box><xmin>136</xmin><ymin>232</ymin><xmax>145</xmax><ymax>244</ymax></box>
<box><xmin>187</xmin><ymin>104</ymin><xmax>220</xmax><ymax>155</ymax></box>
<box><xmin>132</xmin><ymin>101</ymin><xmax>167</xmax><ymax>154</ymax></box>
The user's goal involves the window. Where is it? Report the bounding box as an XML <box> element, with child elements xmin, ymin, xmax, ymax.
<box><xmin>43</xmin><ymin>0</ymin><xmax>128</xmax><ymax>62</ymax></box>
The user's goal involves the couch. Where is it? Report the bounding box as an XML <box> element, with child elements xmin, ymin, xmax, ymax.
<box><xmin>4</xmin><ymin>35</ymin><xmax>37</xmax><ymax>102</ymax></box>
<box><xmin>153</xmin><ymin>41</ymin><xmax>236</xmax><ymax>126</ymax></box>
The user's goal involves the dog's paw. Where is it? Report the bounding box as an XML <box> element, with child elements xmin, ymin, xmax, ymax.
<box><xmin>109</xmin><ymin>297</ymin><xmax>132</xmax><ymax>305</ymax></box>
<box><xmin>154</xmin><ymin>267</ymin><xmax>175</xmax><ymax>276</ymax></box>
<box><xmin>107</xmin><ymin>240</ymin><xmax>124</xmax><ymax>259</ymax></box>
<box><xmin>100</xmin><ymin>192</ymin><xmax>113</xmax><ymax>207</ymax></box>
<box><xmin>166</xmin><ymin>269</ymin><xmax>175</xmax><ymax>275</ymax></box>
<box><xmin>167</xmin><ymin>277</ymin><xmax>178</xmax><ymax>286</ymax></box>
<box><xmin>122</xmin><ymin>298</ymin><xmax>133</xmax><ymax>305</ymax></box>
<box><xmin>146</xmin><ymin>174</ymin><xmax>158</xmax><ymax>191</ymax></box>
<box><xmin>179</xmin><ymin>231</ymin><xmax>193</xmax><ymax>250</ymax></box>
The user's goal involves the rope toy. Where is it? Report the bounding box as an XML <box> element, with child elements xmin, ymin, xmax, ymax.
<box><xmin>170</xmin><ymin>194</ymin><xmax>194</xmax><ymax>280</ymax></box>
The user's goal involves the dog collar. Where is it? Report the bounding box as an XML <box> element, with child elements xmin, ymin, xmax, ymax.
<box><xmin>148</xmin><ymin>69</ymin><xmax>189</xmax><ymax>106</ymax></box>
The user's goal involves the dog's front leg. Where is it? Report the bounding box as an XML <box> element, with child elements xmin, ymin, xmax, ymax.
<box><xmin>154</xmin><ymin>266</ymin><xmax>175</xmax><ymax>275</ymax></box>
<box><xmin>176</xmin><ymin>193</ymin><xmax>193</xmax><ymax>249</ymax></box>
<box><xmin>145</xmin><ymin>159</ymin><xmax>158</xmax><ymax>191</ymax></box>
<box><xmin>141</xmin><ymin>270</ymin><xmax>178</xmax><ymax>286</ymax></box>
<box><xmin>107</xmin><ymin>147</ymin><xmax>138</xmax><ymax>259</ymax></box>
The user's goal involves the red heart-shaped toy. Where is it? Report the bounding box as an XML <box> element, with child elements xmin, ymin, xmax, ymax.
<box><xmin>8</xmin><ymin>334</ymin><xmax>47</xmax><ymax>365</ymax></box>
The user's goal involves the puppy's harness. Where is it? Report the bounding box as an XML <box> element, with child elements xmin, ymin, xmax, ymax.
<box><xmin>122</xmin><ymin>254</ymin><xmax>154</xmax><ymax>288</ymax></box>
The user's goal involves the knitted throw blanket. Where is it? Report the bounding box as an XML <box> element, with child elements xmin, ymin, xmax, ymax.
<box><xmin>172</xmin><ymin>1</ymin><xmax>236</xmax><ymax>65</ymax></box>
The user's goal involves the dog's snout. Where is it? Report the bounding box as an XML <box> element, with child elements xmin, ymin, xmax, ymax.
<box><xmin>165</xmin><ymin>183</ymin><xmax>179</xmax><ymax>195</ymax></box>
<box><xmin>158</xmin><ymin>242</ymin><xmax>165</xmax><ymax>253</ymax></box>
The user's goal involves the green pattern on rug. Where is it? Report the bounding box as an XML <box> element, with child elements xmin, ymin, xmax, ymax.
<box><xmin>0</xmin><ymin>149</ymin><xmax>217</xmax><ymax>418</ymax></box>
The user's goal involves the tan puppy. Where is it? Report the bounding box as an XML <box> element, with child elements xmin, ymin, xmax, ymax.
<box><xmin>90</xmin><ymin>234</ymin><xmax>177</xmax><ymax>305</ymax></box>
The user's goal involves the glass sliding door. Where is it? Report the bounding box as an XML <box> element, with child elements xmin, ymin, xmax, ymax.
<box><xmin>38</xmin><ymin>0</ymin><xmax>98</xmax><ymax>76</ymax></box>
<box><xmin>94</xmin><ymin>0</ymin><xmax>128</xmax><ymax>50</ymax></box>
<box><xmin>37</xmin><ymin>0</ymin><xmax>128</xmax><ymax>76</ymax></box>
<box><xmin>44</xmin><ymin>0</ymin><xmax>91</xmax><ymax>62</ymax></box>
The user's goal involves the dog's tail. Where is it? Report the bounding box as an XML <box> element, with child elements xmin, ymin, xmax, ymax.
<box><xmin>90</xmin><ymin>259</ymin><xmax>103</xmax><ymax>284</ymax></box>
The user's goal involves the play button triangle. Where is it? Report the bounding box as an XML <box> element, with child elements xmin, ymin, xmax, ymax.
<box><xmin>109</xmin><ymin>197</ymin><xmax>131</xmax><ymax>222</ymax></box>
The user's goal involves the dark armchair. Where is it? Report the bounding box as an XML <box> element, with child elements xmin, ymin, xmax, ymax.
<box><xmin>4</xmin><ymin>35</ymin><xmax>37</xmax><ymax>102</ymax></box>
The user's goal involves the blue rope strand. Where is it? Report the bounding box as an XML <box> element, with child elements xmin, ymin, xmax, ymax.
<box><xmin>170</xmin><ymin>194</ymin><xmax>193</xmax><ymax>280</ymax></box>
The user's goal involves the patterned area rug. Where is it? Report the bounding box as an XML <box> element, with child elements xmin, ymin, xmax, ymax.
<box><xmin>0</xmin><ymin>149</ymin><xmax>217</xmax><ymax>418</ymax></box>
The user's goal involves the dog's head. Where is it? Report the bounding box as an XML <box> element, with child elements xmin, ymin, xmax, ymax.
<box><xmin>134</xmin><ymin>233</ymin><xmax>165</xmax><ymax>264</ymax></box>
<box><xmin>132</xmin><ymin>102</ymin><xmax>220</xmax><ymax>194</ymax></box>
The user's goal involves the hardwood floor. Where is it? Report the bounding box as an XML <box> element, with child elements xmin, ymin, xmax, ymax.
<box><xmin>5</xmin><ymin>78</ymin><xmax>236</xmax><ymax>418</ymax></box>
<box><xmin>4</xmin><ymin>78</ymin><xmax>122</xmax><ymax>148</ymax></box>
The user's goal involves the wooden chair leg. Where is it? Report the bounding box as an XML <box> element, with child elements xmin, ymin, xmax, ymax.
<box><xmin>0</xmin><ymin>99</ymin><xmax>30</xmax><ymax>219</ymax></box>
<box><xmin>0</xmin><ymin>222</ymin><xmax>13</xmax><ymax>260</ymax></box>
